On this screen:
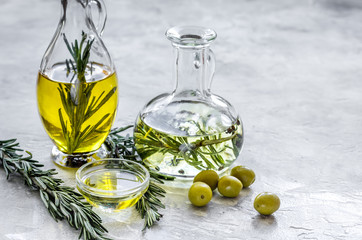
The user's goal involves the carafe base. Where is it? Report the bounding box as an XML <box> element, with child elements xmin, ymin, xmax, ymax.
<box><xmin>51</xmin><ymin>144</ymin><xmax>109</xmax><ymax>168</ymax></box>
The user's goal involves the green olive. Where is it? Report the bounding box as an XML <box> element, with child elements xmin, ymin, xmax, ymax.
<box><xmin>254</xmin><ymin>192</ymin><xmax>280</xmax><ymax>215</ymax></box>
<box><xmin>230</xmin><ymin>165</ymin><xmax>255</xmax><ymax>188</ymax></box>
<box><xmin>193</xmin><ymin>170</ymin><xmax>219</xmax><ymax>190</ymax></box>
<box><xmin>217</xmin><ymin>176</ymin><xmax>243</xmax><ymax>197</ymax></box>
<box><xmin>188</xmin><ymin>182</ymin><xmax>213</xmax><ymax>207</ymax></box>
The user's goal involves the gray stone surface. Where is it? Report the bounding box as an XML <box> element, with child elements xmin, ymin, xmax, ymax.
<box><xmin>1</xmin><ymin>0</ymin><xmax>362</xmax><ymax>239</ymax></box>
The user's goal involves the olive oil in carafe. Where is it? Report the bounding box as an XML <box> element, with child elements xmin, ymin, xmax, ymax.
<box><xmin>134</xmin><ymin>109</ymin><xmax>243</xmax><ymax>178</ymax></box>
<box><xmin>134</xmin><ymin>26</ymin><xmax>244</xmax><ymax>181</ymax></box>
<box><xmin>37</xmin><ymin>64</ymin><xmax>118</xmax><ymax>154</ymax></box>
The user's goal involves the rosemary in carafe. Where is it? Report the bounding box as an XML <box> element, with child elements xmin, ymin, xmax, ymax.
<box><xmin>37</xmin><ymin>0</ymin><xmax>118</xmax><ymax>167</ymax></box>
<box><xmin>134</xmin><ymin>26</ymin><xmax>243</xmax><ymax>179</ymax></box>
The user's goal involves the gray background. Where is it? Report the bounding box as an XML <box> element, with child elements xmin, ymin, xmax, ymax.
<box><xmin>1</xmin><ymin>0</ymin><xmax>362</xmax><ymax>239</ymax></box>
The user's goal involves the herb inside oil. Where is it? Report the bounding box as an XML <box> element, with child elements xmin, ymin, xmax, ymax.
<box><xmin>134</xmin><ymin>117</ymin><xmax>243</xmax><ymax>174</ymax></box>
<box><xmin>57</xmin><ymin>32</ymin><xmax>116</xmax><ymax>164</ymax></box>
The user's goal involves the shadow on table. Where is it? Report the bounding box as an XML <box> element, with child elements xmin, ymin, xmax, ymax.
<box><xmin>251</xmin><ymin>214</ymin><xmax>278</xmax><ymax>231</ymax></box>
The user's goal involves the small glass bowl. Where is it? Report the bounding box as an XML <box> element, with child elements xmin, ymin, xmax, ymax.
<box><xmin>76</xmin><ymin>158</ymin><xmax>150</xmax><ymax>213</ymax></box>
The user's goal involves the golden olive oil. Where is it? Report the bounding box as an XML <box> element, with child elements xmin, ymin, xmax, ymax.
<box><xmin>134</xmin><ymin>116</ymin><xmax>243</xmax><ymax>177</ymax></box>
<box><xmin>37</xmin><ymin>67</ymin><xmax>118</xmax><ymax>154</ymax></box>
<box><xmin>77</xmin><ymin>169</ymin><xmax>148</xmax><ymax>212</ymax></box>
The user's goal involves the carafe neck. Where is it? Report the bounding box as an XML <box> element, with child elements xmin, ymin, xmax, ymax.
<box><xmin>172</xmin><ymin>46</ymin><xmax>211</xmax><ymax>98</ymax></box>
<box><xmin>60</xmin><ymin>0</ymin><xmax>106</xmax><ymax>37</ymax></box>
<box><xmin>40</xmin><ymin>0</ymin><xmax>112</xmax><ymax>77</ymax></box>
<box><xmin>61</xmin><ymin>0</ymin><xmax>87</xmax><ymax>25</ymax></box>
<box><xmin>166</xmin><ymin>26</ymin><xmax>217</xmax><ymax>99</ymax></box>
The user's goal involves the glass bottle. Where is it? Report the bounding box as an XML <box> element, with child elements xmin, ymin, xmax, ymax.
<box><xmin>134</xmin><ymin>26</ymin><xmax>243</xmax><ymax>179</ymax></box>
<box><xmin>37</xmin><ymin>0</ymin><xmax>118</xmax><ymax>168</ymax></box>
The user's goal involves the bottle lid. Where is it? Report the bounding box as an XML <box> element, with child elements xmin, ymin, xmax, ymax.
<box><xmin>166</xmin><ymin>26</ymin><xmax>217</xmax><ymax>47</ymax></box>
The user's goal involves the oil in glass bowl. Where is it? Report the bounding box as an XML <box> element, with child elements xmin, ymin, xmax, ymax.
<box><xmin>76</xmin><ymin>159</ymin><xmax>149</xmax><ymax>213</ymax></box>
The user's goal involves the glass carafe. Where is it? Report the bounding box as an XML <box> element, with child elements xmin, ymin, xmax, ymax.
<box><xmin>134</xmin><ymin>26</ymin><xmax>243</xmax><ymax>178</ymax></box>
<box><xmin>37</xmin><ymin>0</ymin><xmax>118</xmax><ymax>168</ymax></box>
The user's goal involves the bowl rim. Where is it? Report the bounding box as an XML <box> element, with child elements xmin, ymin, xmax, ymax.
<box><xmin>75</xmin><ymin>158</ymin><xmax>150</xmax><ymax>197</ymax></box>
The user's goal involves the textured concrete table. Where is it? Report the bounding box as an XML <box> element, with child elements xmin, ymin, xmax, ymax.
<box><xmin>1</xmin><ymin>0</ymin><xmax>362</xmax><ymax>239</ymax></box>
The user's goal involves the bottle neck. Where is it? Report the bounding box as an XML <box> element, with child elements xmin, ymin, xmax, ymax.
<box><xmin>172</xmin><ymin>45</ymin><xmax>210</xmax><ymax>98</ymax></box>
<box><xmin>61</xmin><ymin>0</ymin><xmax>88</xmax><ymax>28</ymax></box>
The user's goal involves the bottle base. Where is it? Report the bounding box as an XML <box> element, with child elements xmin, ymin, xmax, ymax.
<box><xmin>51</xmin><ymin>144</ymin><xmax>109</xmax><ymax>168</ymax></box>
<box><xmin>159</xmin><ymin>166</ymin><xmax>231</xmax><ymax>189</ymax></box>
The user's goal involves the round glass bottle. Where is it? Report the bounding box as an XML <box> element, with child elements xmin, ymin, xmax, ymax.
<box><xmin>37</xmin><ymin>0</ymin><xmax>118</xmax><ymax>168</ymax></box>
<box><xmin>134</xmin><ymin>26</ymin><xmax>243</xmax><ymax>178</ymax></box>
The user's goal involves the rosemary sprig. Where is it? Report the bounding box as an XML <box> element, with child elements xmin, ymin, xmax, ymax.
<box><xmin>58</xmin><ymin>32</ymin><xmax>117</xmax><ymax>158</ymax></box>
<box><xmin>105</xmin><ymin>126</ymin><xmax>175</xmax><ymax>229</ymax></box>
<box><xmin>0</xmin><ymin>139</ymin><xmax>110</xmax><ymax>240</ymax></box>
<box><xmin>134</xmin><ymin>119</ymin><xmax>243</xmax><ymax>171</ymax></box>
